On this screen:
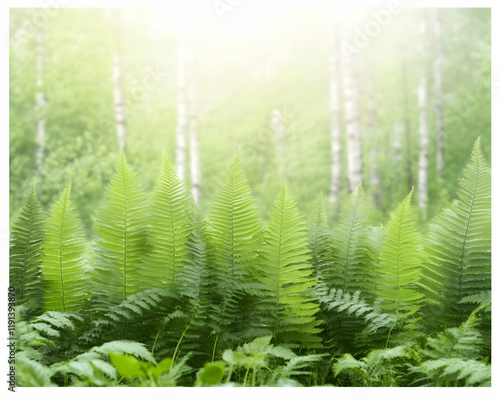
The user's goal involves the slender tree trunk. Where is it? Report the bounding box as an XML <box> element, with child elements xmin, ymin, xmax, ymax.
<box><xmin>329</xmin><ymin>22</ymin><xmax>342</xmax><ymax>204</ymax></box>
<box><xmin>271</xmin><ymin>108</ymin><xmax>286</xmax><ymax>178</ymax></box>
<box><xmin>35</xmin><ymin>30</ymin><xmax>46</xmax><ymax>177</ymax></box>
<box><xmin>417</xmin><ymin>17</ymin><xmax>429</xmax><ymax>212</ymax></box>
<box><xmin>434</xmin><ymin>10</ymin><xmax>445</xmax><ymax>177</ymax></box>
<box><xmin>401</xmin><ymin>50</ymin><xmax>413</xmax><ymax>193</ymax></box>
<box><xmin>186</xmin><ymin>42</ymin><xmax>201</xmax><ymax>203</ymax></box>
<box><xmin>368</xmin><ymin>73</ymin><xmax>381</xmax><ymax>206</ymax></box>
<box><xmin>341</xmin><ymin>24</ymin><xmax>363</xmax><ymax>193</ymax></box>
<box><xmin>175</xmin><ymin>34</ymin><xmax>188</xmax><ymax>181</ymax></box>
<box><xmin>111</xmin><ymin>10</ymin><xmax>127</xmax><ymax>152</ymax></box>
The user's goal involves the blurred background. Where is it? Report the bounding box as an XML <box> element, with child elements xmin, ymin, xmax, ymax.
<box><xmin>9</xmin><ymin>6</ymin><xmax>491</xmax><ymax>236</ymax></box>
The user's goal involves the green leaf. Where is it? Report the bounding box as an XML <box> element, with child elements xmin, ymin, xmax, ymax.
<box><xmin>92</xmin><ymin>151</ymin><xmax>148</xmax><ymax>306</ymax></box>
<box><xmin>42</xmin><ymin>184</ymin><xmax>87</xmax><ymax>311</ymax></box>
<box><xmin>196</xmin><ymin>361</ymin><xmax>226</xmax><ymax>386</ymax></box>
<box><xmin>9</xmin><ymin>184</ymin><xmax>45</xmax><ymax>311</ymax></box>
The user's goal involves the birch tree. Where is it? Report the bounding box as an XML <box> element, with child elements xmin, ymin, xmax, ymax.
<box><xmin>111</xmin><ymin>10</ymin><xmax>127</xmax><ymax>151</ymax></box>
<box><xmin>186</xmin><ymin>41</ymin><xmax>201</xmax><ymax>203</ymax></box>
<box><xmin>175</xmin><ymin>34</ymin><xmax>188</xmax><ymax>181</ymax></box>
<box><xmin>434</xmin><ymin>10</ymin><xmax>445</xmax><ymax>177</ymax></box>
<box><xmin>401</xmin><ymin>48</ymin><xmax>413</xmax><ymax>193</ymax></box>
<box><xmin>368</xmin><ymin>72</ymin><xmax>381</xmax><ymax>206</ymax></box>
<box><xmin>35</xmin><ymin>30</ymin><xmax>46</xmax><ymax>177</ymax></box>
<box><xmin>341</xmin><ymin>23</ymin><xmax>363</xmax><ymax>193</ymax></box>
<box><xmin>329</xmin><ymin>22</ymin><xmax>342</xmax><ymax>204</ymax></box>
<box><xmin>417</xmin><ymin>17</ymin><xmax>429</xmax><ymax>212</ymax></box>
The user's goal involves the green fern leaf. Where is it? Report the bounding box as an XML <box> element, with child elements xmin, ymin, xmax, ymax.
<box><xmin>9</xmin><ymin>184</ymin><xmax>45</xmax><ymax>312</ymax></box>
<box><xmin>330</xmin><ymin>185</ymin><xmax>375</xmax><ymax>298</ymax></box>
<box><xmin>307</xmin><ymin>196</ymin><xmax>333</xmax><ymax>285</ymax></box>
<box><xmin>42</xmin><ymin>184</ymin><xmax>87</xmax><ymax>311</ymax></box>
<box><xmin>376</xmin><ymin>190</ymin><xmax>422</xmax><ymax>318</ymax></box>
<box><xmin>140</xmin><ymin>156</ymin><xmax>192</xmax><ymax>289</ymax></box>
<box><xmin>257</xmin><ymin>183</ymin><xmax>322</xmax><ymax>348</ymax></box>
<box><xmin>92</xmin><ymin>151</ymin><xmax>148</xmax><ymax>306</ymax></box>
<box><xmin>421</xmin><ymin>139</ymin><xmax>491</xmax><ymax>327</ymax></box>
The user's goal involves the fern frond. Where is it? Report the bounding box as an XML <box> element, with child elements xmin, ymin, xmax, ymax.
<box><xmin>9</xmin><ymin>184</ymin><xmax>45</xmax><ymax>313</ymax></box>
<box><xmin>330</xmin><ymin>185</ymin><xmax>375</xmax><ymax>298</ymax></box>
<box><xmin>208</xmin><ymin>155</ymin><xmax>263</xmax><ymax>277</ymax></box>
<box><xmin>376</xmin><ymin>190</ymin><xmax>422</xmax><ymax>319</ymax></box>
<box><xmin>140</xmin><ymin>156</ymin><xmax>192</xmax><ymax>289</ymax></box>
<box><xmin>257</xmin><ymin>183</ymin><xmax>322</xmax><ymax>349</ymax></box>
<box><xmin>421</xmin><ymin>139</ymin><xmax>491</xmax><ymax>327</ymax></box>
<box><xmin>418</xmin><ymin>358</ymin><xmax>490</xmax><ymax>386</ymax></box>
<box><xmin>315</xmin><ymin>284</ymin><xmax>395</xmax><ymax>352</ymax></box>
<box><xmin>42</xmin><ymin>184</ymin><xmax>87</xmax><ymax>311</ymax></box>
<box><xmin>92</xmin><ymin>151</ymin><xmax>148</xmax><ymax>307</ymax></box>
<box><xmin>307</xmin><ymin>196</ymin><xmax>333</xmax><ymax>285</ymax></box>
<box><xmin>207</xmin><ymin>155</ymin><xmax>265</xmax><ymax>348</ymax></box>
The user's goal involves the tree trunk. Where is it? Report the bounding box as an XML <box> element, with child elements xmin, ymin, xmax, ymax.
<box><xmin>434</xmin><ymin>10</ymin><xmax>445</xmax><ymax>177</ymax></box>
<box><xmin>368</xmin><ymin>73</ymin><xmax>381</xmax><ymax>206</ymax></box>
<box><xmin>175</xmin><ymin>34</ymin><xmax>188</xmax><ymax>181</ymax></box>
<box><xmin>341</xmin><ymin>24</ymin><xmax>363</xmax><ymax>193</ymax></box>
<box><xmin>401</xmin><ymin>50</ymin><xmax>413</xmax><ymax>193</ymax></box>
<box><xmin>417</xmin><ymin>17</ymin><xmax>429</xmax><ymax>213</ymax></box>
<box><xmin>111</xmin><ymin>10</ymin><xmax>127</xmax><ymax>152</ymax></box>
<box><xmin>35</xmin><ymin>30</ymin><xmax>47</xmax><ymax>177</ymax></box>
<box><xmin>186</xmin><ymin>42</ymin><xmax>201</xmax><ymax>203</ymax></box>
<box><xmin>329</xmin><ymin>22</ymin><xmax>342</xmax><ymax>204</ymax></box>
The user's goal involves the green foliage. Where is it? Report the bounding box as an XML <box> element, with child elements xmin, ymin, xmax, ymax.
<box><xmin>330</xmin><ymin>185</ymin><xmax>375</xmax><ymax>299</ymax></box>
<box><xmin>207</xmin><ymin>155</ymin><xmax>265</xmax><ymax>348</ymax></box>
<box><xmin>256</xmin><ymin>184</ymin><xmax>322</xmax><ymax>348</ymax></box>
<box><xmin>42</xmin><ymin>184</ymin><xmax>87</xmax><ymax>311</ymax></box>
<box><xmin>376</xmin><ymin>190</ymin><xmax>423</xmax><ymax>319</ymax></box>
<box><xmin>307</xmin><ymin>196</ymin><xmax>333</xmax><ymax>285</ymax></box>
<box><xmin>421</xmin><ymin>139</ymin><xmax>491</xmax><ymax>328</ymax></box>
<box><xmin>9</xmin><ymin>184</ymin><xmax>45</xmax><ymax>313</ymax></box>
<box><xmin>315</xmin><ymin>285</ymin><xmax>396</xmax><ymax>353</ymax></box>
<box><xmin>332</xmin><ymin>344</ymin><xmax>413</xmax><ymax>386</ymax></box>
<box><xmin>92</xmin><ymin>151</ymin><xmax>148</xmax><ymax>307</ymax></box>
<box><xmin>9</xmin><ymin>147</ymin><xmax>491</xmax><ymax>387</ymax></box>
<box><xmin>142</xmin><ymin>156</ymin><xmax>192</xmax><ymax>289</ymax></box>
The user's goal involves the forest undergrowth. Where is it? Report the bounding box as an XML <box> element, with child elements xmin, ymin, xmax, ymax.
<box><xmin>9</xmin><ymin>139</ymin><xmax>491</xmax><ymax>387</ymax></box>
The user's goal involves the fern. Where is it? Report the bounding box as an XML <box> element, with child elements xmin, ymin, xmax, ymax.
<box><xmin>256</xmin><ymin>184</ymin><xmax>322</xmax><ymax>349</ymax></box>
<box><xmin>315</xmin><ymin>285</ymin><xmax>395</xmax><ymax>353</ymax></box>
<box><xmin>306</xmin><ymin>196</ymin><xmax>333</xmax><ymax>285</ymax></box>
<box><xmin>421</xmin><ymin>139</ymin><xmax>491</xmax><ymax>328</ymax></box>
<box><xmin>208</xmin><ymin>155</ymin><xmax>266</xmax><ymax>348</ymax></box>
<box><xmin>417</xmin><ymin>358</ymin><xmax>490</xmax><ymax>387</ymax></box>
<box><xmin>330</xmin><ymin>185</ymin><xmax>374</xmax><ymax>299</ymax></box>
<box><xmin>92</xmin><ymin>151</ymin><xmax>148</xmax><ymax>307</ymax></box>
<box><xmin>9</xmin><ymin>184</ymin><xmax>45</xmax><ymax>313</ymax></box>
<box><xmin>376</xmin><ymin>190</ymin><xmax>422</xmax><ymax>320</ymax></box>
<box><xmin>141</xmin><ymin>156</ymin><xmax>192</xmax><ymax>289</ymax></box>
<box><xmin>332</xmin><ymin>344</ymin><xmax>413</xmax><ymax>386</ymax></box>
<box><xmin>42</xmin><ymin>184</ymin><xmax>87</xmax><ymax>311</ymax></box>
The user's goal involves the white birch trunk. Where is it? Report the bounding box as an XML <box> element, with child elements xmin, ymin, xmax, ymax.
<box><xmin>417</xmin><ymin>18</ymin><xmax>429</xmax><ymax>212</ymax></box>
<box><xmin>175</xmin><ymin>35</ymin><xmax>188</xmax><ymax>181</ymax></box>
<box><xmin>434</xmin><ymin>11</ymin><xmax>445</xmax><ymax>177</ymax></box>
<box><xmin>35</xmin><ymin>31</ymin><xmax>46</xmax><ymax>176</ymax></box>
<box><xmin>271</xmin><ymin>108</ymin><xmax>286</xmax><ymax>178</ymax></box>
<box><xmin>341</xmin><ymin>24</ymin><xmax>363</xmax><ymax>193</ymax></box>
<box><xmin>112</xmin><ymin>11</ymin><xmax>127</xmax><ymax>151</ymax></box>
<box><xmin>368</xmin><ymin>76</ymin><xmax>381</xmax><ymax>206</ymax></box>
<box><xmin>329</xmin><ymin>23</ymin><xmax>342</xmax><ymax>204</ymax></box>
<box><xmin>186</xmin><ymin>42</ymin><xmax>201</xmax><ymax>203</ymax></box>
